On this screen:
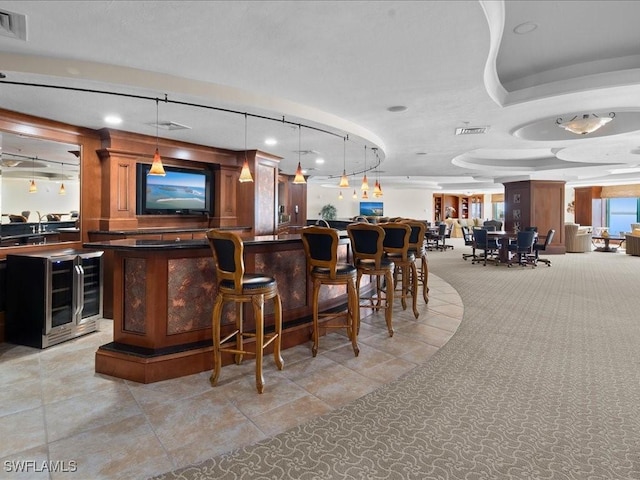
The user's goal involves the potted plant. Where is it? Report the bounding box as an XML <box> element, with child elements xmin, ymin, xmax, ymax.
<box><xmin>319</xmin><ymin>204</ymin><xmax>337</xmax><ymax>220</ymax></box>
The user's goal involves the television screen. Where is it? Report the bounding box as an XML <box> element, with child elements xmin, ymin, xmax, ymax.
<box><xmin>360</xmin><ymin>201</ymin><xmax>383</xmax><ymax>216</ymax></box>
<box><xmin>136</xmin><ymin>163</ymin><xmax>213</xmax><ymax>215</ymax></box>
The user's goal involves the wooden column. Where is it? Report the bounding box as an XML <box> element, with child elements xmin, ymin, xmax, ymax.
<box><xmin>503</xmin><ymin>180</ymin><xmax>566</xmax><ymax>253</ymax></box>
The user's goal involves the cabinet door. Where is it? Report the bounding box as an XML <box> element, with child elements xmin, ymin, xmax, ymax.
<box><xmin>49</xmin><ymin>258</ymin><xmax>75</xmax><ymax>331</ymax></box>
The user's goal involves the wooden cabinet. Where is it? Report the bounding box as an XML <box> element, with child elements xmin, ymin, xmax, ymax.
<box><xmin>434</xmin><ymin>195</ymin><xmax>443</xmax><ymax>222</ymax></box>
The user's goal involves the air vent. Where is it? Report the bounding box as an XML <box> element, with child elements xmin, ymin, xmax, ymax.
<box><xmin>455</xmin><ymin>126</ymin><xmax>489</xmax><ymax>135</ymax></box>
<box><xmin>0</xmin><ymin>9</ymin><xmax>27</xmax><ymax>40</ymax></box>
<box><xmin>149</xmin><ymin>121</ymin><xmax>191</xmax><ymax>131</ymax></box>
<box><xmin>294</xmin><ymin>149</ymin><xmax>320</xmax><ymax>155</ymax></box>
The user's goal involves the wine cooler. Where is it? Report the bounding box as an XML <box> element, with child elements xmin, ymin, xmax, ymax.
<box><xmin>6</xmin><ymin>249</ymin><xmax>103</xmax><ymax>348</ymax></box>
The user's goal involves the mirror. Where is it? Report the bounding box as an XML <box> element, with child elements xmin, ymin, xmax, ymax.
<box><xmin>0</xmin><ymin>131</ymin><xmax>80</xmax><ymax>247</ymax></box>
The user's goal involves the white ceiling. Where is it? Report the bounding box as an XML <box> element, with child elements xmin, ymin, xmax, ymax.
<box><xmin>1</xmin><ymin>0</ymin><xmax>640</xmax><ymax>192</ymax></box>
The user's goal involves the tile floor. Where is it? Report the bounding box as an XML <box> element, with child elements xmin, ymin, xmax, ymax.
<box><xmin>0</xmin><ymin>274</ymin><xmax>462</xmax><ymax>480</ymax></box>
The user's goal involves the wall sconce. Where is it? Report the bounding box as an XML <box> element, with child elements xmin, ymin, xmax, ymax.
<box><xmin>148</xmin><ymin>98</ymin><xmax>166</xmax><ymax>176</ymax></box>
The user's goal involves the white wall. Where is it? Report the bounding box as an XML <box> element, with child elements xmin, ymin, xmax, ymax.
<box><xmin>1</xmin><ymin>177</ymin><xmax>80</xmax><ymax>223</ymax></box>
<box><xmin>306</xmin><ymin>183</ymin><xmax>436</xmax><ymax>221</ymax></box>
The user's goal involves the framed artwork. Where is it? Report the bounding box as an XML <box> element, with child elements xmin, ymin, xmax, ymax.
<box><xmin>513</xmin><ymin>193</ymin><xmax>521</xmax><ymax>204</ymax></box>
<box><xmin>513</xmin><ymin>209</ymin><xmax>521</xmax><ymax>220</ymax></box>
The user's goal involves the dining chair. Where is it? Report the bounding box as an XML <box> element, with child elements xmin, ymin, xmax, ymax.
<box><xmin>533</xmin><ymin>229</ymin><xmax>555</xmax><ymax>266</ymax></box>
<box><xmin>471</xmin><ymin>228</ymin><xmax>500</xmax><ymax>266</ymax></box>
<box><xmin>206</xmin><ymin>229</ymin><xmax>284</xmax><ymax>394</ymax></box>
<box><xmin>401</xmin><ymin>219</ymin><xmax>429</xmax><ymax>303</ymax></box>
<box><xmin>301</xmin><ymin>226</ymin><xmax>360</xmax><ymax>357</ymax></box>
<box><xmin>507</xmin><ymin>229</ymin><xmax>537</xmax><ymax>267</ymax></box>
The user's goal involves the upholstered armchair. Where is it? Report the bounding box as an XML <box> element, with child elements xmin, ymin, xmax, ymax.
<box><xmin>565</xmin><ymin>223</ymin><xmax>592</xmax><ymax>253</ymax></box>
<box><xmin>625</xmin><ymin>228</ymin><xmax>640</xmax><ymax>256</ymax></box>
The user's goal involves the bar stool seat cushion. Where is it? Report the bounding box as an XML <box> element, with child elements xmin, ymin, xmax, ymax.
<box><xmin>355</xmin><ymin>257</ymin><xmax>395</xmax><ymax>269</ymax></box>
<box><xmin>386</xmin><ymin>251</ymin><xmax>417</xmax><ymax>262</ymax></box>
<box><xmin>220</xmin><ymin>275</ymin><xmax>277</xmax><ymax>290</ymax></box>
<box><xmin>311</xmin><ymin>263</ymin><xmax>357</xmax><ymax>276</ymax></box>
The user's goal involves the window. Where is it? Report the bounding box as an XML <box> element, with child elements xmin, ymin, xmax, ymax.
<box><xmin>607</xmin><ymin>197</ymin><xmax>640</xmax><ymax>234</ymax></box>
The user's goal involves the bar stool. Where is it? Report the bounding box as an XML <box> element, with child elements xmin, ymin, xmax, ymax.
<box><xmin>206</xmin><ymin>229</ymin><xmax>283</xmax><ymax>394</ymax></box>
<box><xmin>300</xmin><ymin>226</ymin><xmax>360</xmax><ymax>357</ymax></box>
<box><xmin>347</xmin><ymin>222</ymin><xmax>395</xmax><ymax>336</ymax></box>
<box><xmin>380</xmin><ymin>222</ymin><xmax>419</xmax><ymax>319</ymax></box>
<box><xmin>401</xmin><ymin>219</ymin><xmax>429</xmax><ymax>303</ymax></box>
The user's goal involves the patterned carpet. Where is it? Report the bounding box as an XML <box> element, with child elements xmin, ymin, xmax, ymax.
<box><xmin>152</xmin><ymin>247</ymin><xmax>640</xmax><ymax>479</ymax></box>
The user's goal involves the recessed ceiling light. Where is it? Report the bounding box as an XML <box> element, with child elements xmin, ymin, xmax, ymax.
<box><xmin>264</xmin><ymin>138</ymin><xmax>277</xmax><ymax>146</ymax></box>
<box><xmin>513</xmin><ymin>22</ymin><xmax>538</xmax><ymax>35</ymax></box>
<box><xmin>387</xmin><ymin>105</ymin><xmax>408</xmax><ymax>113</ymax></box>
<box><xmin>104</xmin><ymin>115</ymin><xmax>122</xmax><ymax>125</ymax></box>
<box><xmin>315</xmin><ymin>158</ymin><xmax>325</xmax><ymax>164</ymax></box>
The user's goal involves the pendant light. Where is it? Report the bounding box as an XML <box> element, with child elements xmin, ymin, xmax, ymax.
<box><xmin>59</xmin><ymin>162</ymin><xmax>66</xmax><ymax>195</ymax></box>
<box><xmin>148</xmin><ymin>98</ymin><xmax>166</xmax><ymax>176</ymax></box>
<box><xmin>338</xmin><ymin>190</ymin><xmax>343</xmax><ymax>200</ymax></box>
<box><xmin>293</xmin><ymin>125</ymin><xmax>306</xmax><ymax>184</ymax></box>
<box><xmin>339</xmin><ymin>136</ymin><xmax>349</xmax><ymax>187</ymax></box>
<box><xmin>361</xmin><ymin>145</ymin><xmax>369</xmax><ymax>193</ymax></box>
<box><xmin>239</xmin><ymin>114</ymin><xmax>254</xmax><ymax>182</ymax></box>
<box><xmin>28</xmin><ymin>156</ymin><xmax>37</xmax><ymax>193</ymax></box>
<box><xmin>352</xmin><ymin>189</ymin><xmax>357</xmax><ymax>199</ymax></box>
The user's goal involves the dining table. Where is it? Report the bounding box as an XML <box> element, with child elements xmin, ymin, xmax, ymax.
<box><xmin>486</xmin><ymin>230</ymin><xmax>517</xmax><ymax>263</ymax></box>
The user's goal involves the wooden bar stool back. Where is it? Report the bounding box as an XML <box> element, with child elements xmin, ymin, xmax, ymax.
<box><xmin>206</xmin><ymin>229</ymin><xmax>283</xmax><ymax>394</ymax></box>
<box><xmin>347</xmin><ymin>223</ymin><xmax>395</xmax><ymax>336</ymax></box>
<box><xmin>380</xmin><ymin>222</ymin><xmax>419</xmax><ymax>319</ymax></box>
<box><xmin>401</xmin><ymin>219</ymin><xmax>429</xmax><ymax>303</ymax></box>
<box><xmin>300</xmin><ymin>226</ymin><xmax>360</xmax><ymax>357</ymax></box>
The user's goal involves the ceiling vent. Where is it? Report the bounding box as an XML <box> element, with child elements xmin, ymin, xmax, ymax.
<box><xmin>294</xmin><ymin>149</ymin><xmax>320</xmax><ymax>155</ymax></box>
<box><xmin>0</xmin><ymin>9</ymin><xmax>27</xmax><ymax>40</ymax></box>
<box><xmin>149</xmin><ymin>121</ymin><xmax>191</xmax><ymax>131</ymax></box>
<box><xmin>455</xmin><ymin>126</ymin><xmax>489</xmax><ymax>135</ymax></box>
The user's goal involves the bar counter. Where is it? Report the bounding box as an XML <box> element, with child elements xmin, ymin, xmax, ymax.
<box><xmin>84</xmin><ymin>232</ymin><xmax>361</xmax><ymax>383</ymax></box>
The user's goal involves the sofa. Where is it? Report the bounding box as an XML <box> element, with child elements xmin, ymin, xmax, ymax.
<box><xmin>625</xmin><ymin>228</ymin><xmax>640</xmax><ymax>256</ymax></box>
<box><xmin>565</xmin><ymin>223</ymin><xmax>593</xmax><ymax>253</ymax></box>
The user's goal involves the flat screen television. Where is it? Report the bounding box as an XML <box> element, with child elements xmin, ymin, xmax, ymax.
<box><xmin>360</xmin><ymin>201</ymin><xmax>383</xmax><ymax>216</ymax></box>
<box><xmin>136</xmin><ymin>163</ymin><xmax>213</xmax><ymax>215</ymax></box>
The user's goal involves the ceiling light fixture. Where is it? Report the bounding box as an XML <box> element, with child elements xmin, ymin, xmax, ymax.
<box><xmin>361</xmin><ymin>146</ymin><xmax>369</xmax><ymax>195</ymax></box>
<box><xmin>148</xmin><ymin>98</ymin><xmax>166</xmax><ymax>176</ymax></box>
<box><xmin>352</xmin><ymin>189</ymin><xmax>357</xmax><ymax>199</ymax></box>
<box><xmin>556</xmin><ymin>113</ymin><xmax>615</xmax><ymax>135</ymax></box>
<box><xmin>29</xmin><ymin>156</ymin><xmax>37</xmax><ymax>193</ymax></box>
<box><xmin>59</xmin><ymin>162</ymin><xmax>66</xmax><ymax>195</ymax></box>
<box><xmin>338</xmin><ymin>190</ymin><xmax>343</xmax><ymax>200</ymax></box>
<box><xmin>293</xmin><ymin>125</ymin><xmax>306</xmax><ymax>184</ymax></box>
<box><xmin>339</xmin><ymin>137</ymin><xmax>349</xmax><ymax>188</ymax></box>
<box><xmin>239</xmin><ymin>113</ymin><xmax>254</xmax><ymax>183</ymax></box>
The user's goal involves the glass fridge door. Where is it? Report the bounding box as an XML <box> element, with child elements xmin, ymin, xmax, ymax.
<box><xmin>48</xmin><ymin>257</ymin><xmax>76</xmax><ymax>333</ymax></box>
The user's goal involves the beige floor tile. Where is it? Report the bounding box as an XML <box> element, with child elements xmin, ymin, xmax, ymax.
<box><xmin>0</xmin><ymin>445</ymin><xmax>50</xmax><ymax>480</ymax></box>
<box><xmin>0</xmin><ymin>356</ymin><xmax>41</xmax><ymax>387</ymax></box>
<box><xmin>421</xmin><ymin>313</ymin><xmax>462</xmax><ymax>332</ymax></box>
<box><xmin>394</xmin><ymin>323</ymin><xmax>454</xmax><ymax>348</ymax></box>
<box><xmin>427</xmin><ymin>302</ymin><xmax>464</xmax><ymax>319</ymax></box>
<box><xmin>48</xmin><ymin>414</ymin><xmax>173</xmax><ymax>480</ymax></box>
<box><xmin>250</xmin><ymin>394</ymin><xmax>333</xmax><ymax>436</ymax></box>
<box><xmin>293</xmin><ymin>363</ymin><xmax>381</xmax><ymax>407</ymax></box>
<box><xmin>168</xmin><ymin>419</ymin><xmax>266</xmax><ymax>470</ymax></box>
<box><xmin>0</xmin><ymin>407</ymin><xmax>46</xmax><ymax>458</ymax></box>
<box><xmin>125</xmin><ymin>370</ymin><xmax>215</xmax><ymax>410</ymax></box>
<box><xmin>359</xmin><ymin>330</ymin><xmax>433</xmax><ymax>357</ymax></box>
<box><xmin>0</xmin><ymin>378</ymin><xmax>42</xmax><ymax>417</ymax></box>
<box><xmin>44</xmin><ymin>383</ymin><xmax>141</xmax><ymax>442</ymax></box>
<box><xmin>226</xmin><ymin>373</ymin><xmax>311</xmax><ymax>417</ymax></box>
<box><xmin>398</xmin><ymin>343</ymin><xmax>441</xmax><ymax>364</ymax></box>
<box><xmin>42</xmin><ymin>367</ymin><xmax>124</xmax><ymax>405</ymax></box>
<box><xmin>144</xmin><ymin>389</ymin><xmax>249</xmax><ymax>452</ymax></box>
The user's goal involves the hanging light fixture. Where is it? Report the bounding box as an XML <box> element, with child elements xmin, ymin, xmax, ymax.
<box><xmin>339</xmin><ymin>136</ymin><xmax>349</xmax><ymax>187</ymax></box>
<box><xmin>28</xmin><ymin>156</ymin><xmax>37</xmax><ymax>193</ymax></box>
<box><xmin>338</xmin><ymin>190</ymin><xmax>343</xmax><ymax>200</ymax></box>
<box><xmin>361</xmin><ymin>145</ymin><xmax>369</xmax><ymax>193</ymax></box>
<box><xmin>352</xmin><ymin>189</ymin><xmax>357</xmax><ymax>199</ymax></box>
<box><xmin>148</xmin><ymin>98</ymin><xmax>166</xmax><ymax>176</ymax></box>
<box><xmin>239</xmin><ymin>113</ymin><xmax>254</xmax><ymax>183</ymax></box>
<box><xmin>556</xmin><ymin>112</ymin><xmax>615</xmax><ymax>135</ymax></box>
<box><xmin>362</xmin><ymin>189</ymin><xmax>369</xmax><ymax>199</ymax></box>
<box><xmin>59</xmin><ymin>162</ymin><xmax>66</xmax><ymax>195</ymax></box>
<box><xmin>293</xmin><ymin>125</ymin><xmax>306</xmax><ymax>184</ymax></box>
<box><xmin>372</xmin><ymin>148</ymin><xmax>383</xmax><ymax>197</ymax></box>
